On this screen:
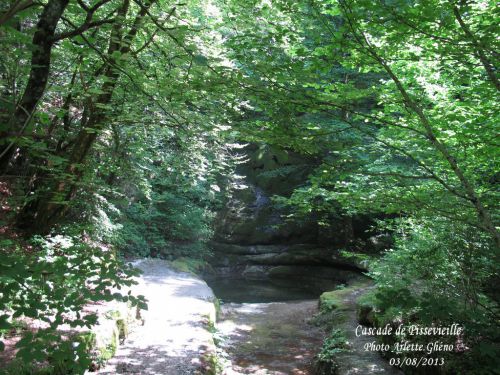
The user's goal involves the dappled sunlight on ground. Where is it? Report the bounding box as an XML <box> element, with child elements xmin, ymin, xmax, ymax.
<box><xmin>99</xmin><ymin>345</ymin><xmax>204</xmax><ymax>374</ymax></box>
<box><xmin>95</xmin><ymin>259</ymin><xmax>216</xmax><ymax>375</ymax></box>
<box><xmin>217</xmin><ymin>301</ymin><xmax>324</xmax><ymax>375</ymax></box>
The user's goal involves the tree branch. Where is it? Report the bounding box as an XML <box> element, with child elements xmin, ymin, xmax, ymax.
<box><xmin>52</xmin><ymin>0</ymin><xmax>115</xmax><ymax>41</ymax></box>
<box><xmin>0</xmin><ymin>0</ymin><xmax>35</xmax><ymax>27</ymax></box>
<box><xmin>339</xmin><ymin>0</ymin><xmax>500</xmax><ymax>247</ymax></box>
<box><xmin>53</xmin><ymin>17</ymin><xmax>114</xmax><ymax>41</ymax></box>
<box><xmin>452</xmin><ymin>5</ymin><xmax>499</xmax><ymax>90</ymax></box>
<box><xmin>362</xmin><ymin>172</ymin><xmax>435</xmax><ymax>180</ymax></box>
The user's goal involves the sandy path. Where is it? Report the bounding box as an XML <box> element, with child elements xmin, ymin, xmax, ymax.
<box><xmin>96</xmin><ymin>259</ymin><xmax>216</xmax><ymax>375</ymax></box>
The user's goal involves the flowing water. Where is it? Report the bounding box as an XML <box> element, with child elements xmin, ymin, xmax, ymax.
<box><xmin>206</xmin><ymin>277</ymin><xmax>329</xmax><ymax>375</ymax></box>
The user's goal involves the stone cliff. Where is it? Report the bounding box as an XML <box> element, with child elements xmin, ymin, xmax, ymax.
<box><xmin>209</xmin><ymin>144</ymin><xmax>369</xmax><ymax>287</ymax></box>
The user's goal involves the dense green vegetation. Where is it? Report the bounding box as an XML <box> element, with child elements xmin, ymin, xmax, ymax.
<box><xmin>0</xmin><ymin>0</ymin><xmax>498</xmax><ymax>373</ymax></box>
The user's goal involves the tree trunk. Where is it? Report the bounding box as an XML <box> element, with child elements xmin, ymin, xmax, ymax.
<box><xmin>0</xmin><ymin>0</ymin><xmax>69</xmax><ymax>170</ymax></box>
<box><xmin>17</xmin><ymin>0</ymin><xmax>156</xmax><ymax>233</ymax></box>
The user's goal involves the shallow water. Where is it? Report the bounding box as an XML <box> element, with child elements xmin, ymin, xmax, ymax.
<box><xmin>211</xmin><ymin>277</ymin><xmax>400</xmax><ymax>375</ymax></box>
<box><xmin>206</xmin><ymin>277</ymin><xmax>332</xmax><ymax>303</ymax></box>
<box><xmin>207</xmin><ymin>277</ymin><xmax>332</xmax><ymax>374</ymax></box>
<box><xmin>217</xmin><ymin>300</ymin><xmax>324</xmax><ymax>375</ymax></box>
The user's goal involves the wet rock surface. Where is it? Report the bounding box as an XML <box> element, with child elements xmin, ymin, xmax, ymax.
<box><xmin>218</xmin><ymin>300</ymin><xmax>324</xmax><ymax>375</ymax></box>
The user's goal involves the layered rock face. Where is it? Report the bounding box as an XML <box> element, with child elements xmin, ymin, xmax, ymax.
<box><xmin>209</xmin><ymin>144</ymin><xmax>364</xmax><ymax>286</ymax></box>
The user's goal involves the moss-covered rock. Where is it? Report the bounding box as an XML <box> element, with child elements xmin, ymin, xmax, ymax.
<box><xmin>169</xmin><ymin>257</ymin><xmax>208</xmax><ymax>274</ymax></box>
<box><xmin>198</xmin><ymin>303</ymin><xmax>222</xmax><ymax>375</ymax></box>
<box><xmin>312</xmin><ymin>279</ymin><xmax>372</xmax><ymax>331</ymax></box>
<box><xmin>98</xmin><ymin>327</ymin><xmax>118</xmax><ymax>362</ymax></box>
<box><xmin>319</xmin><ymin>281</ymin><xmax>371</xmax><ymax>313</ymax></box>
<box><xmin>80</xmin><ymin>301</ymin><xmax>139</xmax><ymax>370</ymax></box>
<box><xmin>116</xmin><ymin>318</ymin><xmax>128</xmax><ymax>341</ymax></box>
<box><xmin>356</xmin><ymin>291</ymin><xmax>379</xmax><ymax>326</ymax></box>
<box><xmin>76</xmin><ymin>331</ymin><xmax>97</xmax><ymax>349</ymax></box>
<box><xmin>319</xmin><ymin>290</ymin><xmax>345</xmax><ymax>312</ymax></box>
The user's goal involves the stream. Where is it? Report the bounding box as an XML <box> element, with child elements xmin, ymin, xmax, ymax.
<box><xmin>92</xmin><ymin>263</ymin><xmax>398</xmax><ymax>374</ymax></box>
<box><xmin>206</xmin><ymin>277</ymin><xmax>329</xmax><ymax>375</ymax></box>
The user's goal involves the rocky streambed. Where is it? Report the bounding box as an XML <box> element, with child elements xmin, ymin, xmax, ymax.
<box><xmin>86</xmin><ymin>260</ymin><xmax>398</xmax><ymax>375</ymax></box>
<box><xmin>208</xmin><ymin>275</ymin><xmax>401</xmax><ymax>375</ymax></box>
<box><xmin>217</xmin><ymin>300</ymin><xmax>323</xmax><ymax>375</ymax></box>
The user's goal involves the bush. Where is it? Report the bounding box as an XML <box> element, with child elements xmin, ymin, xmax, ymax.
<box><xmin>367</xmin><ymin>218</ymin><xmax>499</xmax><ymax>374</ymax></box>
<box><xmin>314</xmin><ymin>329</ymin><xmax>350</xmax><ymax>375</ymax></box>
<box><xmin>0</xmin><ymin>232</ymin><xmax>146</xmax><ymax>374</ymax></box>
<box><xmin>117</xmin><ymin>184</ymin><xmax>215</xmax><ymax>260</ymax></box>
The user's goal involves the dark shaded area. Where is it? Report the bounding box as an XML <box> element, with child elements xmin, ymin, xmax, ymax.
<box><xmin>210</xmin><ymin>143</ymin><xmax>376</xmax><ymax>282</ymax></box>
<box><xmin>206</xmin><ymin>276</ymin><xmax>339</xmax><ymax>304</ymax></box>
